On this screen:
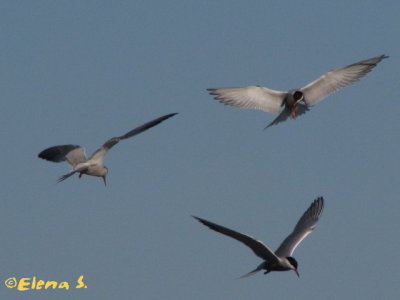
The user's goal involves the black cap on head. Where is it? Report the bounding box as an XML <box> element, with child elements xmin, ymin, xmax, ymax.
<box><xmin>286</xmin><ymin>257</ymin><xmax>298</xmax><ymax>269</ymax></box>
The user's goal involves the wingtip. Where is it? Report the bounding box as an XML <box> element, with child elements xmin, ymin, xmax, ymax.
<box><xmin>369</xmin><ymin>54</ymin><xmax>389</xmax><ymax>65</ymax></box>
<box><xmin>376</xmin><ymin>54</ymin><xmax>389</xmax><ymax>62</ymax></box>
<box><xmin>316</xmin><ymin>196</ymin><xmax>324</xmax><ymax>205</ymax></box>
<box><xmin>164</xmin><ymin>112</ymin><xmax>179</xmax><ymax>119</ymax></box>
<box><xmin>192</xmin><ymin>216</ymin><xmax>213</xmax><ymax>228</ymax></box>
<box><xmin>206</xmin><ymin>88</ymin><xmax>218</xmax><ymax>95</ymax></box>
<box><xmin>37</xmin><ymin>149</ymin><xmax>49</xmax><ymax>160</ymax></box>
<box><xmin>312</xmin><ymin>197</ymin><xmax>325</xmax><ymax>215</ymax></box>
<box><xmin>37</xmin><ymin>151</ymin><xmax>52</xmax><ymax>160</ymax></box>
<box><xmin>192</xmin><ymin>215</ymin><xmax>203</xmax><ymax>223</ymax></box>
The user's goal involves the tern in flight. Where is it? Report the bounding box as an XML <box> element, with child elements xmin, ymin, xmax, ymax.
<box><xmin>208</xmin><ymin>55</ymin><xmax>388</xmax><ymax>128</ymax></box>
<box><xmin>38</xmin><ymin>113</ymin><xmax>177</xmax><ymax>185</ymax></box>
<box><xmin>193</xmin><ymin>197</ymin><xmax>324</xmax><ymax>278</ymax></box>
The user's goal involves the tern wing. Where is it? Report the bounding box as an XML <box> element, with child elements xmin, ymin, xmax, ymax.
<box><xmin>88</xmin><ymin>113</ymin><xmax>178</xmax><ymax>164</ymax></box>
<box><xmin>275</xmin><ymin>197</ymin><xmax>324</xmax><ymax>257</ymax></box>
<box><xmin>207</xmin><ymin>86</ymin><xmax>286</xmax><ymax>114</ymax></box>
<box><xmin>193</xmin><ymin>216</ymin><xmax>279</xmax><ymax>262</ymax></box>
<box><xmin>38</xmin><ymin>145</ymin><xmax>87</xmax><ymax>168</ymax></box>
<box><xmin>301</xmin><ymin>55</ymin><xmax>388</xmax><ymax>106</ymax></box>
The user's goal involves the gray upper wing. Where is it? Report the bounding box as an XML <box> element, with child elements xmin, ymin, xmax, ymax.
<box><xmin>193</xmin><ymin>216</ymin><xmax>279</xmax><ymax>262</ymax></box>
<box><xmin>38</xmin><ymin>145</ymin><xmax>87</xmax><ymax>168</ymax></box>
<box><xmin>208</xmin><ymin>86</ymin><xmax>286</xmax><ymax>114</ymax></box>
<box><xmin>116</xmin><ymin>112</ymin><xmax>178</xmax><ymax>141</ymax></box>
<box><xmin>275</xmin><ymin>197</ymin><xmax>324</xmax><ymax>257</ymax></box>
<box><xmin>301</xmin><ymin>55</ymin><xmax>388</xmax><ymax>106</ymax></box>
<box><xmin>88</xmin><ymin>113</ymin><xmax>177</xmax><ymax>163</ymax></box>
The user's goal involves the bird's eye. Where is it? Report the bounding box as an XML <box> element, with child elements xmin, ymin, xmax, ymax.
<box><xmin>293</xmin><ymin>91</ymin><xmax>304</xmax><ymax>101</ymax></box>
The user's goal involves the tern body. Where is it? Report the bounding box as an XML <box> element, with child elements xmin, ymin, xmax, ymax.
<box><xmin>208</xmin><ymin>55</ymin><xmax>388</xmax><ymax>128</ymax></box>
<box><xmin>38</xmin><ymin>113</ymin><xmax>177</xmax><ymax>185</ymax></box>
<box><xmin>193</xmin><ymin>197</ymin><xmax>324</xmax><ymax>278</ymax></box>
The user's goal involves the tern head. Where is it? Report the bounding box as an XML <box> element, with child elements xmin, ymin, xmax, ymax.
<box><xmin>291</xmin><ymin>90</ymin><xmax>304</xmax><ymax>104</ymax></box>
<box><xmin>286</xmin><ymin>257</ymin><xmax>300</xmax><ymax>278</ymax></box>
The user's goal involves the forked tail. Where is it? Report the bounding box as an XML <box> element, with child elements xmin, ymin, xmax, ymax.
<box><xmin>238</xmin><ymin>263</ymin><xmax>265</xmax><ymax>279</ymax></box>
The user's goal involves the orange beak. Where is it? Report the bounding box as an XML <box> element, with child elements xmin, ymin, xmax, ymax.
<box><xmin>294</xmin><ymin>269</ymin><xmax>300</xmax><ymax>278</ymax></box>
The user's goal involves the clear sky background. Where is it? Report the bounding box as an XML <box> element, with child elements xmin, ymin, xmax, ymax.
<box><xmin>1</xmin><ymin>1</ymin><xmax>399</xmax><ymax>299</ymax></box>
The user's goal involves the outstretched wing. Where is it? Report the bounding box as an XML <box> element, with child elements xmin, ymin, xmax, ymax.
<box><xmin>275</xmin><ymin>197</ymin><xmax>324</xmax><ymax>257</ymax></box>
<box><xmin>207</xmin><ymin>86</ymin><xmax>286</xmax><ymax>114</ymax></box>
<box><xmin>38</xmin><ymin>145</ymin><xmax>87</xmax><ymax>168</ymax></box>
<box><xmin>88</xmin><ymin>113</ymin><xmax>178</xmax><ymax>164</ymax></box>
<box><xmin>301</xmin><ymin>55</ymin><xmax>388</xmax><ymax>106</ymax></box>
<box><xmin>193</xmin><ymin>216</ymin><xmax>279</xmax><ymax>262</ymax></box>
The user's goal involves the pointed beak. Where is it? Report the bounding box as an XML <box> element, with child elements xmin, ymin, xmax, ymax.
<box><xmin>102</xmin><ymin>176</ymin><xmax>107</xmax><ymax>186</ymax></box>
<box><xmin>294</xmin><ymin>269</ymin><xmax>300</xmax><ymax>278</ymax></box>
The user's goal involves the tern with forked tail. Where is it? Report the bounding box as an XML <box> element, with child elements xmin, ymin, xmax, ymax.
<box><xmin>193</xmin><ymin>197</ymin><xmax>324</xmax><ymax>278</ymax></box>
<box><xmin>38</xmin><ymin>113</ymin><xmax>177</xmax><ymax>185</ymax></box>
<box><xmin>208</xmin><ymin>55</ymin><xmax>387</xmax><ymax>128</ymax></box>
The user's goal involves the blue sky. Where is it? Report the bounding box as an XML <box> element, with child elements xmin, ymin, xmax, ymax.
<box><xmin>1</xmin><ymin>1</ymin><xmax>399</xmax><ymax>299</ymax></box>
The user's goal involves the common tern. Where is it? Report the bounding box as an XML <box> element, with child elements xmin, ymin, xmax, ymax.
<box><xmin>38</xmin><ymin>113</ymin><xmax>177</xmax><ymax>185</ymax></box>
<box><xmin>193</xmin><ymin>197</ymin><xmax>324</xmax><ymax>278</ymax></box>
<box><xmin>208</xmin><ymin>55</ymin><xmax>387</xmax><ymax>128</ymax></box>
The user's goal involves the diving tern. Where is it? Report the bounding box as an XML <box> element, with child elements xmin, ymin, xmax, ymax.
<box><xmin>38</xmin><ymin>113</ymin><xmax>177</xmax><ymax>185</ymax></box>
<box><xmin>193</xmin><ymin>197</ymin><xmax>324</xmax><ymax>278</ymax></box>
<box><xmin>208</xmin><ymin>55</ymin><xmax>387</xmax><ymax>128</ymax></box>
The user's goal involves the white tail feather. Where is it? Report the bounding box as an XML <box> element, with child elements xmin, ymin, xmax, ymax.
<box><xmin>238</xmin><ymin>265</ymin><xmax>264</xmax><ymax>279</ymax></box>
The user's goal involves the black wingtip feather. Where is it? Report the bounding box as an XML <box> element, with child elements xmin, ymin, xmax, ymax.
<box><xmin>164</xmin><ymin>112</ymin><xmax>179</xmax><ymax>118</ymax></box>
<box><xmin>192</xmin><ymin>216</ymin><xmax>217</xmax><ymax>231</ymax></box>
<box><xmin>38</xmin><ymin>145</ymin><xmax>80</xmax><ymax>162</ymax></box>
<box><xmin>311</xmin><ymin>197</ymin><xmax>324</xmax><ymax>216</ymax></box>
<box><xmin>192</xmin><ymin>215</ymin><xmax>206</xmax><ymax>225</ymax></box>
